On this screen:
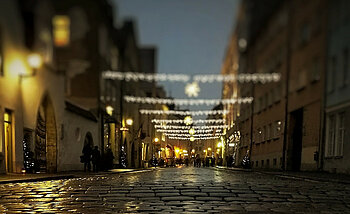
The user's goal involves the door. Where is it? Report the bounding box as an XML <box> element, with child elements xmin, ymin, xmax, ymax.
<box><xmin>4</xmin><ymin>111</ymin><xmax>13</xmax><ymax>173</ymax></box>
<box><xmin>289</xmin><ymin>109</ymin><xmax>303</xmax><ymax>171</ymax></box>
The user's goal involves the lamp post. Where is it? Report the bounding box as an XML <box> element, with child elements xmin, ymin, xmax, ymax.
<box><xmin>24</xmin><ymin>53</ymin><xmax>42</xmax><ymax>77</ymax></box>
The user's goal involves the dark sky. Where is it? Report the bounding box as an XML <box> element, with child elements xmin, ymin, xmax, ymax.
<box><xmin>114</xmin><ymin>0</ymin><xmax>238</xmax><ymax>110</ymax></box>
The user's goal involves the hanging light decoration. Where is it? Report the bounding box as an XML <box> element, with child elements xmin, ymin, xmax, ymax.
<box><xmin>124</xmin><ymin>96</ymin><xmax>253</xmax><ymax>106</ymax></box>
<box><xmin>102</xmin><ymin>71</ymin><xmax>281</xmax><ymax>84</ymax></box>
<box><xmin>156</xmin><ymin>129</ymin><xmax>221</xmax><ymax>134</ymax></box>
<box><xmin>154</xmin><ymin>124</ymin><xmax>229</xmax><ymax>130</ymax></box>
<box><xmin>185</xmin><ymin>82</ymin><xmax>200</xmax><ymax>97</ymax></box>
<box><xmin>139</xmin><ymin>109</ymin><xmax>229</xmax><ymax>116</ymax></box>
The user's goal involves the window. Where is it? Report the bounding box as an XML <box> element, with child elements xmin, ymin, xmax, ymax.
<box><xmin>273</xmin><ymin>158</ymin><xmax>277</xmax><ymax>166</ymax></box>
<box><xmin>0</xmin><ymin>27</ymin><xmax>3</xmax><ymax>76</ymax></box>
<box><xmin>266</xmin><ymin>159</ymin><xmax>270</xmax><ymax>168</ymax></box>
<box><xmin>261</xmin><ymin>160</ymin><xmax>264</xmax><ymax>167</ymax></box>
<box><xmin>336</xmin><ymin>113</ymin><xmax>345</xmax><ymax>156</ymax></box>
<box><xmin>326</xmin><ymin>115</ymin><xmax>336</xmax><ymax>157</ymax></box>
<box><xmin>299</xmin><ymin>23</ymin><xmax>311</xmax><ymax>47</ymax></box>
<box><xmin>328</xmin><ymin>56</ymin><xmax>337</xmax><ymax>93</ymax></box>
<box><xmin>256</xmin><ymin>161</ymin><xmax>258</xmax><ymax>167</ymax></box>
<box><xmin>326</xmin><ymin>112</ymin><xmax>345</xmax><ymax>157</ymax></box>
<box><xmin>52</xmin><ymin>15</ymin><xmax>70</xmax><ymax>47</ymax></box>
<box><xmin>311</xmin><ymin>57</ymin><xmax>321</xmax><ymax>82</ymax></box>
<box><xmin>341</xmin><ymin>48</ymin><xmax>349</xmax><ymax>87</ymax></box>
<box><xmin>267</xmin><ymin>123</ymin><xmax>272</xmax><ymax>140</ymax></box>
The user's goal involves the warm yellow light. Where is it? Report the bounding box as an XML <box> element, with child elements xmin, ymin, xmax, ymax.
<box><xmin>161</xmin><ymin>148</ymin><xmax>165</xmax><ymax>151</ymax></box>
<box><xmin>192</xmin><ymin>149</ymin><xmax>195</xmax><ymax>153</ymax></box>
<box><xmin>126</xmin><ymin>118</ymin><xmax>133</xmax><ymax>126</ymax></box>
<box><xmin>183</xmin><ymin>150</ymin><xmax>188</xmax><ymax>153</ymax></box>
<box><xmin>154</xmin><ymin>137</ymin><xmax>159</xmax><ymax>143</ymax></box>
<box><xmin>106</xmin><ymin>105</ymin><xmax>114</xmax><ymax>116</ymax></box>
<box><xmin>208</xmin><ymin>147</ymin><xmax>212</xmax><ymax>151</ymax></box>
<box><xmin>189</xmin><ymin>128</ymin><xmax>195</xmax><ymax>135</ymax></box>
<box><xmin>53</xmin><ymin>15</ymin><xmax>70</xmax><ymax>47</ymax></box>
<box><xmin>217</xmin><ymin>142</ymin><xmax>223</xmax><ymax>148</ymax></box>
<box><xmin>190</xmin><ymin>136</ymin><xmax>195</xmax><ymax>142</ymax></box>
<box><xmin>27</xmin><ymin>53</ymin><xmax>42</xmax><ymax>69</ymax></box>
<box><xmin>203</xmin><ymin>150</ymin><xmax>207</xmax><ymax>153</ymax></box>
<box><xmin>184</xmin><ymin>116</ymin><xmax>193</xmax><ymax>125</ymax></box>
<box><xmin>175</xmin><ymin>149</ymin><xmax>180</xmax><ymax>153</ymax></box>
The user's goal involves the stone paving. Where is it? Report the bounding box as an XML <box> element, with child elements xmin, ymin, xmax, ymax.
<box><xmin>0</xmin><ymin>167</ymin><xmax>350</xmax><ymax>213</ymax></box>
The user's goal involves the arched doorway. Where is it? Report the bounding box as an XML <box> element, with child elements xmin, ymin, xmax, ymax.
<box><xmin>83</xmin><ymin>132</ymin><xmax>93</xmax><ymax>148</ymax></box>
<box><xmin>34</xmin><ymin>96</ymin><xmax>57</xmax><ymax>173</ymax></box>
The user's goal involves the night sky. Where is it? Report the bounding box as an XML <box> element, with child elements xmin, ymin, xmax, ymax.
<box><xmin>114</xmin><ymin>0</ymin><xmax>238</xmax><ymax>110</ymax></box>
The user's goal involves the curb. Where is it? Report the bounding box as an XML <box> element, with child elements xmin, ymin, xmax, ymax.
<box><xmin>0</xmin><ymin>168</ymin><xmax>156</xmax><ymax>184</ymax></box>
<box><xmin>0</xmin><ymin>175</ymin><xmax>75</xmax><ymax>184</ymax></box>
<box><xmin>214</xmin><ymin>166</ymin><xmax>253</xmax><ymax>172</ymax></box>
<box><xmin>255</xmin><ymin>171</ymin><xmax>350</xmax><ymax>185</ymax></box>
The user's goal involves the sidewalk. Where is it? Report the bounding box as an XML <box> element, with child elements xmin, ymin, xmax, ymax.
<box><xmin>215</xmin><ymin>166</ymin><xmax>350</xmax><ymax>184</ymax></box>
<box><xmin>0</xmin><ymin>168</ymin><xmax>153</xmax><ymax>184</ymax></box>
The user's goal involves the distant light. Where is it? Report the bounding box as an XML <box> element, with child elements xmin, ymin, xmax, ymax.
<box><xmin>183</xmin><ymin>150</ymin><xmax>188</xmax><ymax>153</ymax></box>
<box><xmin>27</xmin><ymin>53</ymin><xmax>42</xmax><ymax>69</ymax></box>
<box><xmin>184</xmin><ymin>116</ymin><xmax>193</xmax><ymax>125</ymax></box>
<box><xmin>53</xmin><ymin>15</ymin><xmax>70</xmax><ymax>47</ymax></box>
<box><xmin>203</xmin><ymin>150</ymin><xmax>207</xmax><ymax>153</ymax></box>
<box><xmin>175</xmin><ymin>149</ymin><xmax>180</xmax><ymax>153</ymax></box>
<box><xmin>185</xmin><ymin>82</ymin><xmax>200</xmax><ymax>97</ymax></box>
<box><xmin>192</xmin><ymin>149</ymin><xmax>195</xmax><ymax>153</ymax></box>
<box><xmin>126</xmin><ymin>118</ymin><xmax>133</xmax><ymax>126</ymax></box>
<box><xmin>229</xmin><ymin>143</ymin><xmax>235</xmax><ymax>147</ymax></box>
<box><xmin>189</xmin><ymin>128</ymin><xmax>195</xmax><ymax>135</ymax></box>
<box><xmin>238</xmin><ymin>38</ymin><xmax>247</xmax><ymax>50</ymax></box>
<box><xmin>106</xmin><ymin>106</ymin><xmax>114</xmax><ymax>116</ymax></box>
<box><xmin>190</xmin><ymin>136</ymin><xmax>195</xmax><ymax>142</ymax></box>
<box><xmin>217</xmin><ymin>142</ymin><xmax>223</xmax><ymax>148</ymax></box>
<box><xmin>208</xmin><ymin>147</ymin><xmax>212</xmax><ymax>151</ymax></box>
<box><xmin>154</xmin><ymin>137</ymin><xmax>159</xmax><ymax>143</ymax></box>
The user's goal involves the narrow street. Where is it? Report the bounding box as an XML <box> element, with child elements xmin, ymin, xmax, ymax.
<box><xmin>0</xmin><ymin>167</ymin><xmax>349</xmax><ymax>213</ymax></box>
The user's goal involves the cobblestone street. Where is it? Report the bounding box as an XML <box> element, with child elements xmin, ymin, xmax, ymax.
<box><xmin>0</xmin><ymin>167</ymin><xmax>350</xmax><ymax>213</ymax></box>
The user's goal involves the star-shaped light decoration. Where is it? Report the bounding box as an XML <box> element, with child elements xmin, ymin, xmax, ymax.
<box><xmin>190</xmin><ymin>136</ymin><xmax>195</xmax><ymax>142</ymax></box>
<box><xmin>185</xmin><ymin>81</ymin><xmax>200</xmax><ymax>97</ymax></box>
<box><xmin>184</xmin><ymin>116</ymin><xmax>193</xmax><ymax>125</ymax></box>
<box><xmin>189</xmin><ymin>128</ymin><xmax>195</xmax><ymax>135</ymax></box>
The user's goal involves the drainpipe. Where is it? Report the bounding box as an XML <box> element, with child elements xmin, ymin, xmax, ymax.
<box><xmin>282</xmin><ymin>1</ymin><xmax>292</xmax><ymax>171</ymax></box>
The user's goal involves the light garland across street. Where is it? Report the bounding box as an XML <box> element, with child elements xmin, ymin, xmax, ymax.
<box><xmin>139</xmin><ymin>109</ymin><xmax>229</xmax><ymax>116</ymax></box>
<box><xmin>151</xmin><ymin>119</ymin><xmax>225</xmax><ymax>124</ymax></box>
<box><xmin>154</xmin><ymin>124</ymin><xmax>229</xmax><ymax>130</ymax></box>
<box><xmin>168</xmin><ymin>136</ymin><xmax>221</xmax><ymax>140</ymax></box>
<box><xmin>156</xmin><ymin>129</ymin><xmax>222</xmax><ymax>133</ymax></box>
<box><xmin>124</xmin><ymin>96</ymin><xmax>253</xmax><ymax>105</ymax></box>
<box><xmin>164</xmin><ymin>133</ymin><xmax>224</xmax><ymax>137</ymax></box>
<box><xmin>102</xmin><ymin>71</ymin><xmax>281</xmax><ymax>84</ymax></box>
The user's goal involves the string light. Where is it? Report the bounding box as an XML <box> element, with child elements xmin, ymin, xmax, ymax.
<box><xmin>193</xmin><ymin>73</ymin><xmax>281</xmax><ymax>84</ymax></box>
<box><xmin>102</xmin><ymin>71</ymin><xmax>281</xmax><ymax>84</ymax></box>
<box><xmin>156</xmin><ymin>129</ymin><xmax>222</xmax><ymax>133</ymax></box>
<box><xmin>124</xmin><ymin>96</ymin><xmax>253</xmax><ymax>106</ymax></box>
<box><xmin>154</xmin><ymin>124</ymin><xmax>229</xmax><ymax>129</ymax></box>
<box><xmin>168</xmin><ymin>136</ymin><xmax>221</xmax><ymax>140</ymax></box>
<box><xmin>164</xmin><ymin>133</ymin><xmax>224</xmax><ymax>137</ymax></box>
<box><xmin>139</xmin><ymin>109</ymin><xmax>229</xmax><ymax>116</ymax></box>
<box><xmin>151</xmin><ymin>119</ymin><xmax>225</xmax><ymax>124</ymax></box>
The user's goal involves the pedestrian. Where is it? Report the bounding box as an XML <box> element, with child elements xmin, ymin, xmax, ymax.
<box><xmin>82</xmin><ymin>144</ymin><xmax>92</xmax><ymax>172</ymax></box>
<box><xmin>91</xmin><ymin>146</ymin><xmax>101</xmax><ymax>172</ymax></box>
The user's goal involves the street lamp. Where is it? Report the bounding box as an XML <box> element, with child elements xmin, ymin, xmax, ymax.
<box><xmin>106</xmin><ymin>105</ymin><xmax>114</xmax><ymax>116</ymax></box>
<box><xmin>25</xmin><ymin>53</ymin><xmax>42</xmax><ymax>77</ymax></box>
<box><xmin>154</xmin><ymin>137</ymin><xmax>159</xmax><ymax>143</ymax></box>
<box><xmin>126</xmin><ymin>118</ymin><xmax>133</xmax><ymax>126</ymax></box>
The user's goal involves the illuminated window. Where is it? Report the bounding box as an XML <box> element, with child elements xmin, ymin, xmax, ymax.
<box><xmin>52</xmin><ymin>15</ymin><xmax>70</xmax><ymax>47</ymax></box>
<box><xmin>0</xmin><ymin>27</ymin><xmax>3</xmax><ymax>76</ymax></box>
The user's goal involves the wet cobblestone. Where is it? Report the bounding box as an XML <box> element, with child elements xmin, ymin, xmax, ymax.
<box><xmin>0</xmin><ymin>167</ymin><xmax>350</xmax><ymax>213</ymax></box>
